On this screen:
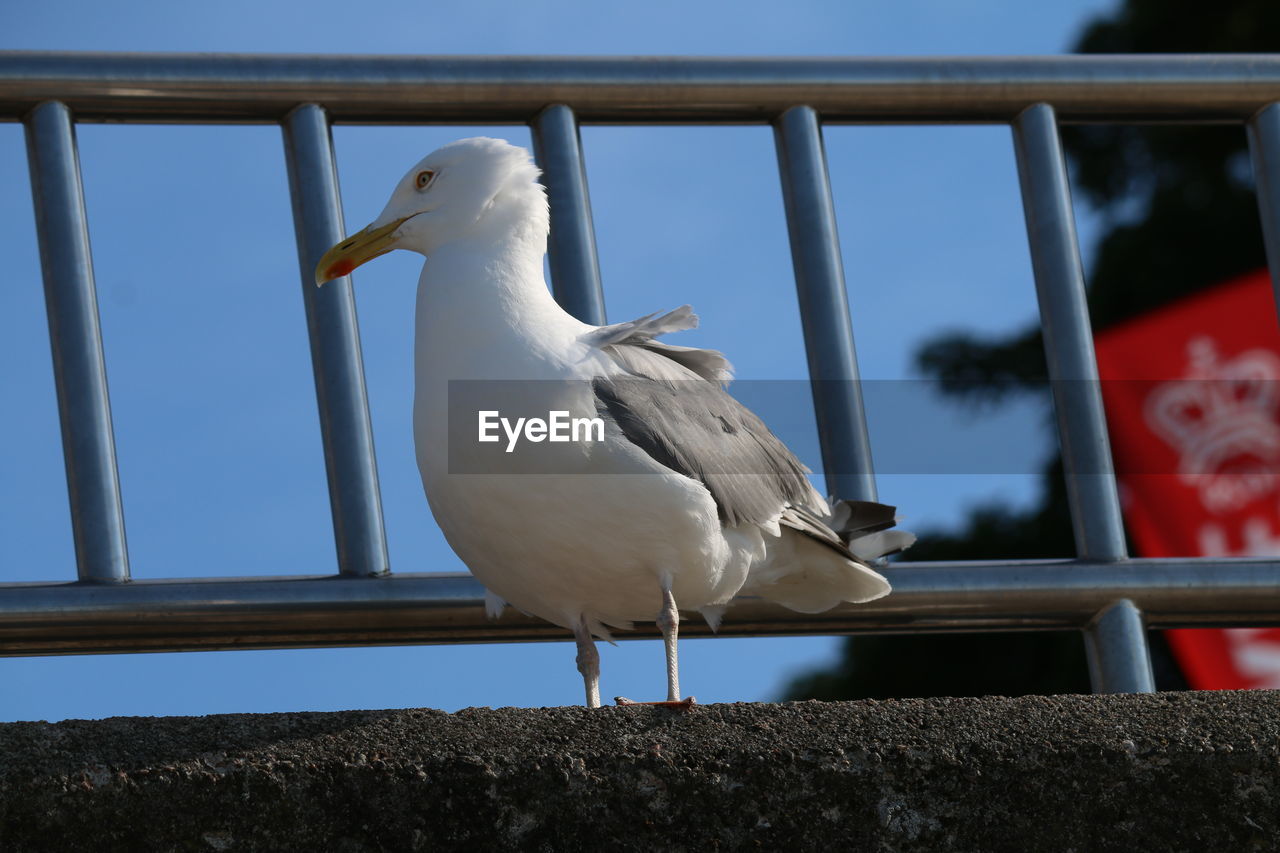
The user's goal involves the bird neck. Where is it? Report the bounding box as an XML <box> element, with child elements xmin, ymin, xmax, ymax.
<box><xmin>424</xmin><ymin>230</ymin><xmax>558</xmax><ymax>312</ymax></box>
<box><xmin>414</xmin><ymin>226</ymin><xmax>584</xmax><ymax>377</ymax></box>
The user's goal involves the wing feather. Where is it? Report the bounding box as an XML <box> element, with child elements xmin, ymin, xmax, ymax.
<box><xmin>587</xmin><ymin>307</ymin><xmax>823</xmax><ymax>526</ymax></box>
<box><xmin>586</xmin><ymin>307</ymin><xmax>912</xmax><ymax>564</ymax></box>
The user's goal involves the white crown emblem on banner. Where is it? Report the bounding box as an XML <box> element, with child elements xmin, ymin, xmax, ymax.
<box><xmin>1144</xmin><ymin>336</ymin><xmax>1280</xmax><ymax>512</ymax></box>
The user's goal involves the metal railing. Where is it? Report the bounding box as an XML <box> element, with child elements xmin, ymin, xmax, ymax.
<box><xmin>6</xmin><ymin>53</ymin><xmax>1280</xmax><ymax>695</ymax></box>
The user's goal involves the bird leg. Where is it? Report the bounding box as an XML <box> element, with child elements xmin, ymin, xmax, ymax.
<box><xmin>613</xmin><ymin>585</ymin><xmax>696</xmax><ymax>709</ymax></box>
<box><xmin>573</xmin><ymin>618</ymin><xmax>601</xmax><ymax>709</ymax></box>
<box><xmin>658</xmin><ymin>585</ymin><xmax>681</xmax><ymax>702</ymax></box>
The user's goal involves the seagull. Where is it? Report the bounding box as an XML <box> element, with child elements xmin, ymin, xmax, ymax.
<box><xmin>316</xmin><ymin>137</ymin><xmax>912</xmax><ymax>708</ymax></box>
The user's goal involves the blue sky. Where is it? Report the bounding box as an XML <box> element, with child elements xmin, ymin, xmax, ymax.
<box><xmin>2</xmin><ymin>0</ymin><xmax>1115</xmax><ymax>720</ymax></box>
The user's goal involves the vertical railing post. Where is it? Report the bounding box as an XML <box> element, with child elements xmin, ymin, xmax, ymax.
<box><xmin>774</xmin><ymin>106</ymin><xmax>877</xmax><ymax>503</ymax></box>
<box><xmin>282</xmin><ymin>104</ymin><xmax>389</xmax><ymax>577</ymax></box>
<box><xmin>1084</xmin><ymin>599</ymin><xmax>1157</xmax><ymax>693</ymax></box>
<box><xmin>531</xmin><ymin>104</ymin><xmax>607</xmax><ymax>325</ymax></box>
<box><xmin>1012</xmin><ymin>102</ymin><xmax>1152</xmax><ymax>693</ymax></box>
<box><xmin>24</xmin><ymin>100</ymin><xmax>130</xmax><ymax>584</ymax></box>
<box><xmin>1248</xmin><ymin>103</ymin><xmax>1280</xmax><ymax>314</ymax></box>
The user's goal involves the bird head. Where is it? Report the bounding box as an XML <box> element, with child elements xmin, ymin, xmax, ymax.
<box><xmin>315</xmin><ymin>137</ymin><xmax>547</xmax><ymax>286</ymax></box>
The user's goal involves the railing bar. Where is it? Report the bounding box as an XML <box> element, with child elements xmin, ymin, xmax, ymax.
<box><xmin>281</xmin><ymin>104</ymin><xmax>389</xmax><ymax>578</ymax></box>
<box><xmin>6</xmin><ymin>54</ymin><xmax>1280</xmax><ymax>124</ymax></box>
<box><xmin>1011</xmin><ymin>103</ymin><xmax>1127</xmax><ymax>562</ymax></box>
<box><xmin>1247</xmin><ymin>103</ymin><xmax>1280</xmax><ymax>313</ymax></box>
<box><xmin>7</xmin><ymin>60</ymin><xmax>1278</xmax><ymax>664</ymax></box>
<box><xmin>773</xmin><ymin>105</ymin><xmax>877</xmax><ymax>503</ymax></box>
<box><xmin>1083</xmin><ymin>599</ymin><xmax>1156</xmax><ymax>693</ymax></box>
<box><xmin>530</xmin><ymin>104</ymin><xmax>607</xmax><ymax>325</ymax></box>
<box><xmin>22</xmin><ymin>100</ymin><xmax>130</xmax><ymax>584</ymax></box>
<box><xmin>1012</xmin><ymin>102</ymin><xmax>1150</xmax><ymax>694</ymax></box>
<box><xmin>0</xmin><ymin>559</ymin><xmax>1278</xmax><ymax>655</ymax></box>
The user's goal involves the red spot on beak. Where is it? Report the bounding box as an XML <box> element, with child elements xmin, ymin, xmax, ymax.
<box><xmin>326</xmin><ymin>258</ymin><xmax>356</xmax><ymax>280</ymax></box>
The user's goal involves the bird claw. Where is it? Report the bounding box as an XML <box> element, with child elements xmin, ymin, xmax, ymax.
<box><xmin>614</xmin><ymin>696</ymin><xmax>697</xmax><ymax>709</ymax></box>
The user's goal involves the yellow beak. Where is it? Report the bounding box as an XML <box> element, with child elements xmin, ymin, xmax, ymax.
<box><xmin>314</xmin><ymin>216</ymin><xmax>409</xmax><ymax>286</ymax></box>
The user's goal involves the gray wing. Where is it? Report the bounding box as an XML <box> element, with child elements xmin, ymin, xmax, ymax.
<box><xmin>587</xmin><ymin>306</ymin><xmax>825</xmax><ymax>527</ymax></box>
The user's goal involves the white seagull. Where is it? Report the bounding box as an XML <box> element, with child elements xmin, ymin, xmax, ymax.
<box><xmin>316</xmin><ymin>137</ymin><xmax>912</xmax><ymax>708</ymax></box>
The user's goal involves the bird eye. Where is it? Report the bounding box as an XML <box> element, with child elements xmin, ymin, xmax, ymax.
<box><xmin>415</xmin><ymin>169</ymin><xmax>436</xmax><ymax>190</ymax></box>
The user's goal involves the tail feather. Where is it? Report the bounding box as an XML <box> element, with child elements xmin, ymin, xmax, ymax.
<box><xmin>783</xmin><ymin>500</ymin><xmax>915</xmax><ymax>563</ymax></box>
<box><xmin>742</xmin><ymin>529</ymin><xmax>891</xmax><ymax>612</ymax></box>
<box><xmin>830</xmin><ymin>499</ymin><xmax>897</xmax><ymax>536</ymax></box>
<box><xmin>742</xmin><ymin>499</ymin><xmax>913</xmax><ymax>614</ymax></box>
<box><xmin>847</xmin><ymin>528</ymin><xmax>917</xmax><ymax>562</ymax></box>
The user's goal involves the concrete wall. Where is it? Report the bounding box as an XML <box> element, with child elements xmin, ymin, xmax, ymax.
<box><xmin>1</xmin><ymin>691</ymin><xmax>1276</xmax><ymax>851</ymax></box>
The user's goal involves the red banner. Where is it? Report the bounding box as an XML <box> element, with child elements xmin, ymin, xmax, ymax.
<box><xmin>1094</xmin><ymin>269</ymin><xmax>1280</xmax><ymax>690</ymax></box>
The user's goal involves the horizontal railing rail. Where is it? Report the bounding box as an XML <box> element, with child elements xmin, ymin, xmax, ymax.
<box><xmin>1</xmin><ymin>559</ymin><xmax>1279</xmax><ymax>656</ymax></box>
<box><xmin>2</xmin><ymin>54</ymin><xmax>1280</xmax><ymax>123</ymax></box>
<box><xmin>6</xmin><ymin>52</ymin><xmax>1280</xmax><ymax>696</ymax></box>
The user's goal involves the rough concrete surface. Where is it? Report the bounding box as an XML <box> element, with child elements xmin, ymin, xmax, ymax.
<box><xmin>0</xmin><ymin>691</ymin><xmax>1276</xmax><ymax>851</ymax></box>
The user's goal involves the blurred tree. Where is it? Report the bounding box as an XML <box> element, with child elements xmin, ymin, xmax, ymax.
<box><xmin>784</xmin><ymin>0</ymin><xmax>1277</xmax><ymax>701</ymax></box>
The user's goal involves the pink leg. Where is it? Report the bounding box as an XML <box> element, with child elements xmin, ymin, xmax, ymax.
<box><xmin>573</xmin><ymin>618</ymin><xmax>600</xmax><ymax>709</ymax></box>
<box><xmin>614</xmin><ymin>584</ymin><xmax>696</xmax><ymax>709</ymax></box>
<box><xmin>658</xmin><ymin>585</ymin><xmax>681</xmax><ymax>702</ymax></box>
